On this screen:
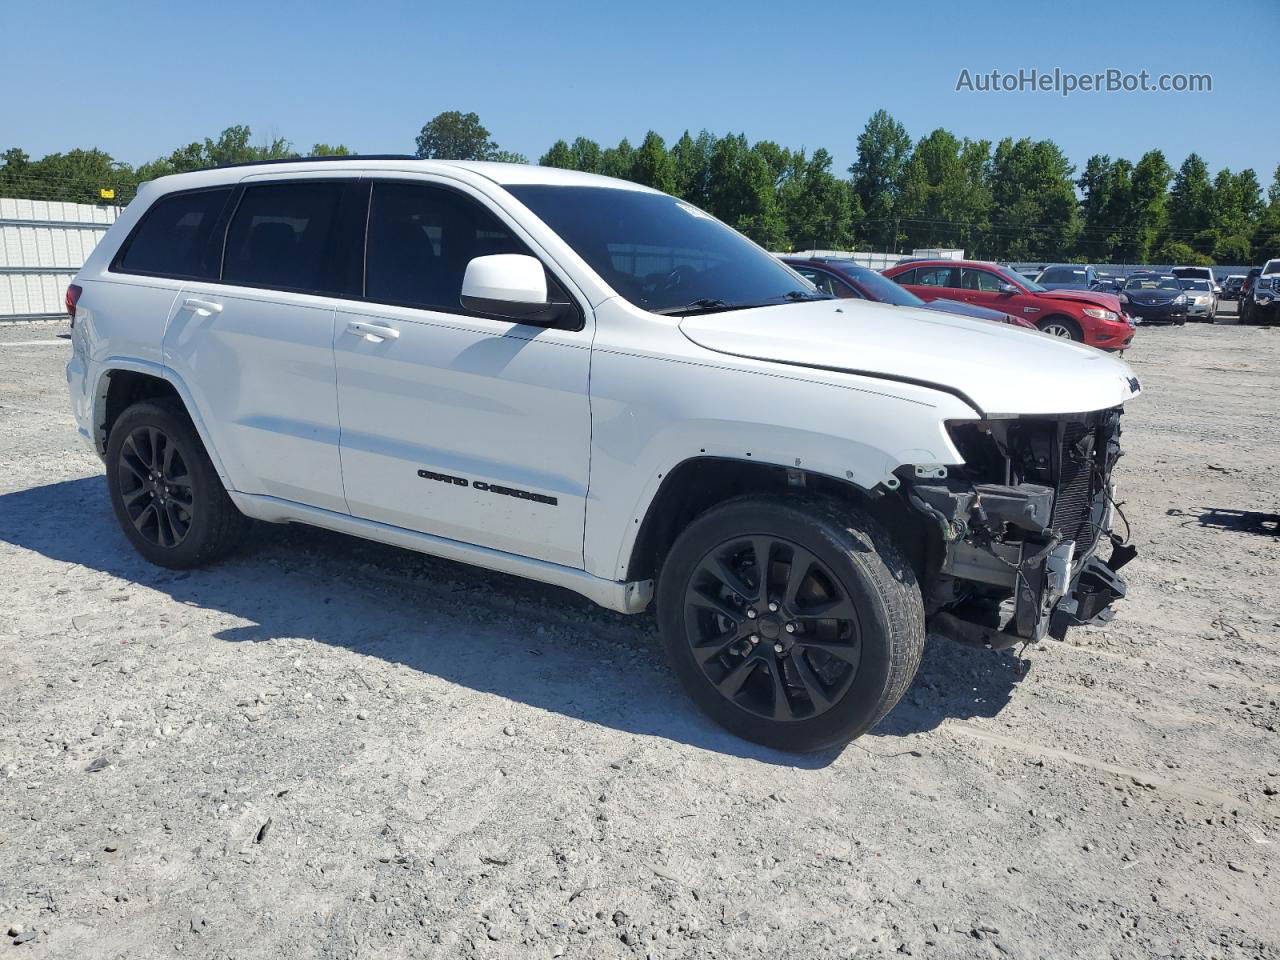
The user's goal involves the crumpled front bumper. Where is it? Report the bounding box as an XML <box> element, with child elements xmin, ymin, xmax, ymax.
<box><xmin>911</xmin><ymin>475</ymin><xmax>1135</xmax><ymax>648</ymax></box>
<box><xmin>1045</xmin><ymin>541</ymin><xmax>1134</xmax><ymax>637</ymax></box>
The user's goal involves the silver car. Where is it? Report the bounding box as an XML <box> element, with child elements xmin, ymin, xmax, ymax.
<box><xmin>1178</xmin><ymin>278</ymin><xmax>1218</xmax><ymax>322</ymax></box>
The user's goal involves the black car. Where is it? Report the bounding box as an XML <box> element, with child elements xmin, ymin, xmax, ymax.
<box><xmin>1239</xmin><ymin>268</ymin><xmax>1262</xmax><ymax>324</ymax></box>
<box><xmin>1119</xmin><ymin>275</ymin><xmax>1187</xmax><ymax>325</ymax></box>
<box><xmin>1221</xmin><ymin>275</ymin><xmax>1245</xmax><ymax>300</ymax></box>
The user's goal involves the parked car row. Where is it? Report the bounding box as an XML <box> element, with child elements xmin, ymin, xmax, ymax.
<box><xmin>1240</xmin><ymin>259</ymin><xmax>1280</xmax><ymax>326</ymax></box>
<box><xmin>777</xmin><ymin>257</ymin><xmax>1135</xmax><ymax>351</ymax></box>
<box><xmin>782</xmin><ymin>258</ymin><xmax>1036</xmax><ymax>329</ymax></box>
<box><xmin>882</xmin><ymin>259</ymin><xmax>1135</xmax><ymax>351</ymax></box>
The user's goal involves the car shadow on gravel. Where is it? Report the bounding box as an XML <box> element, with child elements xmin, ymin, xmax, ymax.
<box><xmin>1194</xmin><ymin>507</ymin><xmax>1280</xmax><ymax>536</ymax></box>
<box><xmin>2</xmin><ymin>476</ymin><xmax>1023</xmax><ymax>763</ymax></box>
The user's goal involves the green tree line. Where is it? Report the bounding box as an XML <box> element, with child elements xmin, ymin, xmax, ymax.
<box><xmin>4</xmin><ymin>109</ymin><xmax>1278</xmax><ymax>265</ymax></box>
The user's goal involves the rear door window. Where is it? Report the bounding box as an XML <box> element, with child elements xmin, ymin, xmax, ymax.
<box><xmin>223</xmin><ymin>181</ymin><xmax>347</xmax><ymax>294</ymax></box>
<box><xmin>115</xmin><ymin>188</ymin><xmax>234</xmax><ymax>280</ymax></box>
<box><xmin>915</xmin><ymin>266</ymin><xmax>958</xmax><ymax>288</ymax></box>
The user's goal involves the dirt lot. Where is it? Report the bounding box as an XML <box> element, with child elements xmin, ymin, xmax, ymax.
<box><xmin>1</xmin><ymin>317</ymin><xmax>1277</xmax><ymax>960</ymax></box>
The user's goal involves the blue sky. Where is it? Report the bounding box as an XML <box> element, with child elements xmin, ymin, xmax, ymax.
<box><xmin>3</xmin><ymin>0</ymin><xmax>1276</xmax><ymax>181</ymax></box>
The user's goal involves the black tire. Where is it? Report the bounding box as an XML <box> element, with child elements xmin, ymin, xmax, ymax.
<box><xmin>656</xmin><ymin>495</ymin><xmax>925</xmax><ymax>752</ymax></box>
<box><xmin>1036</xmin><ymin>315</ymin><xmax>1082</xmax><ymax>341</ymax></box>
<box><xmin>105</xmin><ymin>399</ymin><xmax>250</xmax><ymax>568</ymax></box>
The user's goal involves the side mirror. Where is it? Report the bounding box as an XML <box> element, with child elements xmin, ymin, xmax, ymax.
<box><xmin>460</xmin><ymin>254</ymin><xmax>576</xmax><ymax>327</ymax></box>
<box><xmin>998</xmin><ymin>283</ymin><xmax>1019</xmax><ymax>294</ymax></box>
<box><xmin>1213</xmin><ymin>285</ymin><xmax>1222</xmax><ymax>295</ymax></box>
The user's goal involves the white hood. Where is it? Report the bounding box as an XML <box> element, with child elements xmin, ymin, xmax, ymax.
<box><xmin>679</xmin><ymin>298</ymin><xmax>1141</xmax><ymax>417</ymax></box>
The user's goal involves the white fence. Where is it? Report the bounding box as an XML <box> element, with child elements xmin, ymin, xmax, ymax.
<box><xmin>780</xmin><ymin>249</ymin><xmax>910</xmax><ymax>270</ymax></box>
<box><xmin>0</xmin><ymin>198</ymin><xmax>121</xmax><ymax>321</ymax></box>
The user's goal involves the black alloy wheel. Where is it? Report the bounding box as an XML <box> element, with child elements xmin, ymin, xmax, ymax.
<box><xmin>683</xmin><ymin>534</ymin><xmax>861</xmax><ymax>723</ymax></box>
<box><xmin>657</xmin><ymin>496</ymin><xmax>926</xmax><ymax>751</ymax></box>
<box><xmin>117</xmin><ymin>425</ymin><xmax>195</xmax><ymax>548</ymax></box>
<box><xmin>105</xmin><ymin>399</ymin><xmax>250</xmax><ymax>568</ymax></box>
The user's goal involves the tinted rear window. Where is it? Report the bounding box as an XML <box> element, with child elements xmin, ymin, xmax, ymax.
<box><xmin>1039</xmin><ymin>267</ymin><xmax>1087</xmax><ymax>283</ymax></box>
<box><xmin>116</xmin><ymin>188</ymin><xmax>233</xmax><ymax>279</ymax></box>
<box><xmin>223</xmin><ymin>182</ymin><xmax>346</xmax><ymax>293</ymax></box>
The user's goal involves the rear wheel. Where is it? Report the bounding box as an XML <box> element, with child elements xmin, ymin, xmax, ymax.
<box><xmin>105</xmin><ymin>400</ymin><xmax>250</xmax><ymax>568</ymax></box>
<box><xmin>1037</xmin><ymin>316</ymin><xmax>1081</xmax><ymax>341</ymax></box>
<box><xmin>657</xmin><ymin>496</ymin><xmax>925</xmax><ymax>752</ymax></box>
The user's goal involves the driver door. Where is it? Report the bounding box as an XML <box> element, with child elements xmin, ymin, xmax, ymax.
<box><xmin>332</xmin><ymin>179</ymin><xmax>592</xmax><ymax>568</ymax></box>
<box><xmin>957</xmin><ymin>267</ymin><xmax>1008</xmax><ymax>309</ymax></box>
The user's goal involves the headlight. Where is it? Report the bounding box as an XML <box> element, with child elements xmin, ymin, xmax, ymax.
<box><xmin>1174</xmin><ymin>294</ymin><xmax>1186</xmax><ymax>304</ymax></box>
<box><xmin>1082</xmin><ymin>308</ymin><xmax>1119</xmax><ymax>321</ymax></box>
<box><xmin>1261</xmin><ymin>277</ymin><xmax>1276</xmax><ymax>289</ymax></box>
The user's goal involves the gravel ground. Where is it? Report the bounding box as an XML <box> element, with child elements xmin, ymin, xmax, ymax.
<box><xmin>0</xmin><ymin>317</ymin><xmax>1277</xmax><ymax>960</ymax></box>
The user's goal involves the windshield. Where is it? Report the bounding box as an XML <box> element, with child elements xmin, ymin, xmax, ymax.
<box><xmin>1039</xmin><ymin>266</ymin><xmax>1088</xmax><ymax>283</ymax></box>
<box><xmin>1180</xmin><ymin>279</ymin><xmax>1211</xmax><ymax>291</ymax></box>
<box><xmin>1126</xmin><ymin>277</ymin><xmax>1182</xmax><ymax>290</ymax></box>
<box><xmin>996</xmin><ymin>265</ymin><xmax>1045</xmax><ymax>292</ymax></box>
<box><xmin>505</xmin><ymin>185</ymin><xmax>824</xmax><ymax>314</ymax></box>
<box><xmin>826</xmin><ymin>262</ymin><xmax>924</xmax><ymax>306</ymax></box>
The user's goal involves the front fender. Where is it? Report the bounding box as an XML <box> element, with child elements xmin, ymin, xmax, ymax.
<box><xmin>583</xmin><ymin>337</ymin><xmax>976</xmax><ymax>581</ymax></box>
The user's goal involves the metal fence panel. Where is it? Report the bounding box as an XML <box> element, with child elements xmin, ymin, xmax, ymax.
<box><xmin>0</xmin><ymin>198</ymin><xmax>120</xmax><ymax>320</ymax></box>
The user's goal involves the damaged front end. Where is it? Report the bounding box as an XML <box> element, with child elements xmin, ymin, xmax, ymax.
<box><xmin>905</xmin><ymin>408</ymin><xmax>1136</xmax><ymax>648</ymax></box>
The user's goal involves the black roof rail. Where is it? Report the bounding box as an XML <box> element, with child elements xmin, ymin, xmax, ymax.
<box><xmin>211</xmin><ymin>154</ymin><xmax>420</xmax><ymax>171</ymax></box>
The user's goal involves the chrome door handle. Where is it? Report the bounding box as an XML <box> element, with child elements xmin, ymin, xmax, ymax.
<box><xmin>183</xmin><ymin>297</ymin><xmax>223</xmax><ymax>316</ymax></box>
<box><xmin>345</xmin><ymin>321</ymin><xmax>400</xmax><ymax>343</ymax></box>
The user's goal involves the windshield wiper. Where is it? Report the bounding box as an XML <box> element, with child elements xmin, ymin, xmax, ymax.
<box><xmin>654</xmin><ymin>298</ymin><xmax>735</xmax><ymax>316</ymax></box>
<box><xmin>655</xmin><ymin>290</ymin><xmax>833</xmax><ymax>317</ymax></box>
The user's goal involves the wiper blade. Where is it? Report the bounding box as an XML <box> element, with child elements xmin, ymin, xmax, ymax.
<box><xmin>782</xmin><ymin>289</ymin><xmax>834</xmax><ymax>301</ymax></box>
<box><xmin>654</xmin><ymin>298</ymin><xmax>735</xmax><ymax>316</ymax></box>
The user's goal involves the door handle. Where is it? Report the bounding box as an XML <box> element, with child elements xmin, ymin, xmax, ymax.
<box><xmin>183</xmin><ymin>297</ymin><xmax>223</xmax><ymax>316</ymax></box>
<box><xmin>345</xmin><ymin>320</ymin><xmax>400</xmax><ymax>343</ymax></box>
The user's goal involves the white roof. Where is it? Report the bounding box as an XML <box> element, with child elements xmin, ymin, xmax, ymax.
<box><xmin>140</xmin><ymin>158</ymin><xmax>658</xmax><ymax>197</ymax></box>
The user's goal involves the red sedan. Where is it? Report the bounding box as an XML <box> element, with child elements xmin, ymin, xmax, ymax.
<box><xmin>882</xmin><ymin>259</ymin><xmax>1135</xmax><ymax>351</ymax></box>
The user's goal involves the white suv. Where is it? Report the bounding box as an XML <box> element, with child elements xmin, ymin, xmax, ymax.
<box><xmin>65</xmin><ymin>158</ymin><xmax>1142</xmax><ymax>751</ymax></box>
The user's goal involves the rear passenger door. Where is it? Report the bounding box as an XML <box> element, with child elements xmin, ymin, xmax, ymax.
<box><xmin>164</xmin><ymin>178</ymin><xmax>362</xmax><ymax>513</ymax></box>
<box><xmin>898</xmin><ymin>265</ymin><xmax>958</xmax><ymax>302</ymax></box>
<box><xmin>332</xmin><ymin>179</ymin><xmax>592</xmax><ymax>569</ymax></box>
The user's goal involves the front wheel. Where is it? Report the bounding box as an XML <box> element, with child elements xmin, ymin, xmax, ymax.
<box><xmin>657</xmin><ymin>496</ymin><xmax>925</xmax><ymax>752</ymax></box>
<box><xmin>1037</xmin><ymin>316</ymin><xmax>1082</xmax><ymax>341</ymax></box>
<box><xmin>105</xmin><ymin>400</ymin><xmax>251</xmax><ymax>568</ymax></box>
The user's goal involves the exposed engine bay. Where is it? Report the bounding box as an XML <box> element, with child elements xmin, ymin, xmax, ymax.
<box><xmin>904</xmin><ymin>408</ymin><xmax>1136</xmax><ymax>648</ymax></box>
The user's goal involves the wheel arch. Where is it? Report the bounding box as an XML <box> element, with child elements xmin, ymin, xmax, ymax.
<box><xmin>1037</xmin><ymin>313</ymin><xmax>1083</xmax><ymax>338</ymax></box>
<box><xmin>92</xmin><ymin>363</ymin><xmax>230</xmax><ymax>482</ymax></box>
<box><xmin>622</xmin><ymin>456</ymin><xmax>929</xmax><ymax>586</ymax></box>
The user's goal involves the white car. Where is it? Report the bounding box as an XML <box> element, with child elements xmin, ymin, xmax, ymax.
<box><xmin>64</xmin><ymin>158</ymin><xmax>1142</xmax><ymax>751</ymax></box>
<box><xmin>1177</xmin><ymin>278</ymin><xmax>1219</xmax><ymax>321</ymax></box>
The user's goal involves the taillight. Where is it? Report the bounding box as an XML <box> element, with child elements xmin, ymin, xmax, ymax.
<box><xmin>65</xmin><ymin>284</ymin><xmax>83</xmax><ymax>326</ymax></box>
